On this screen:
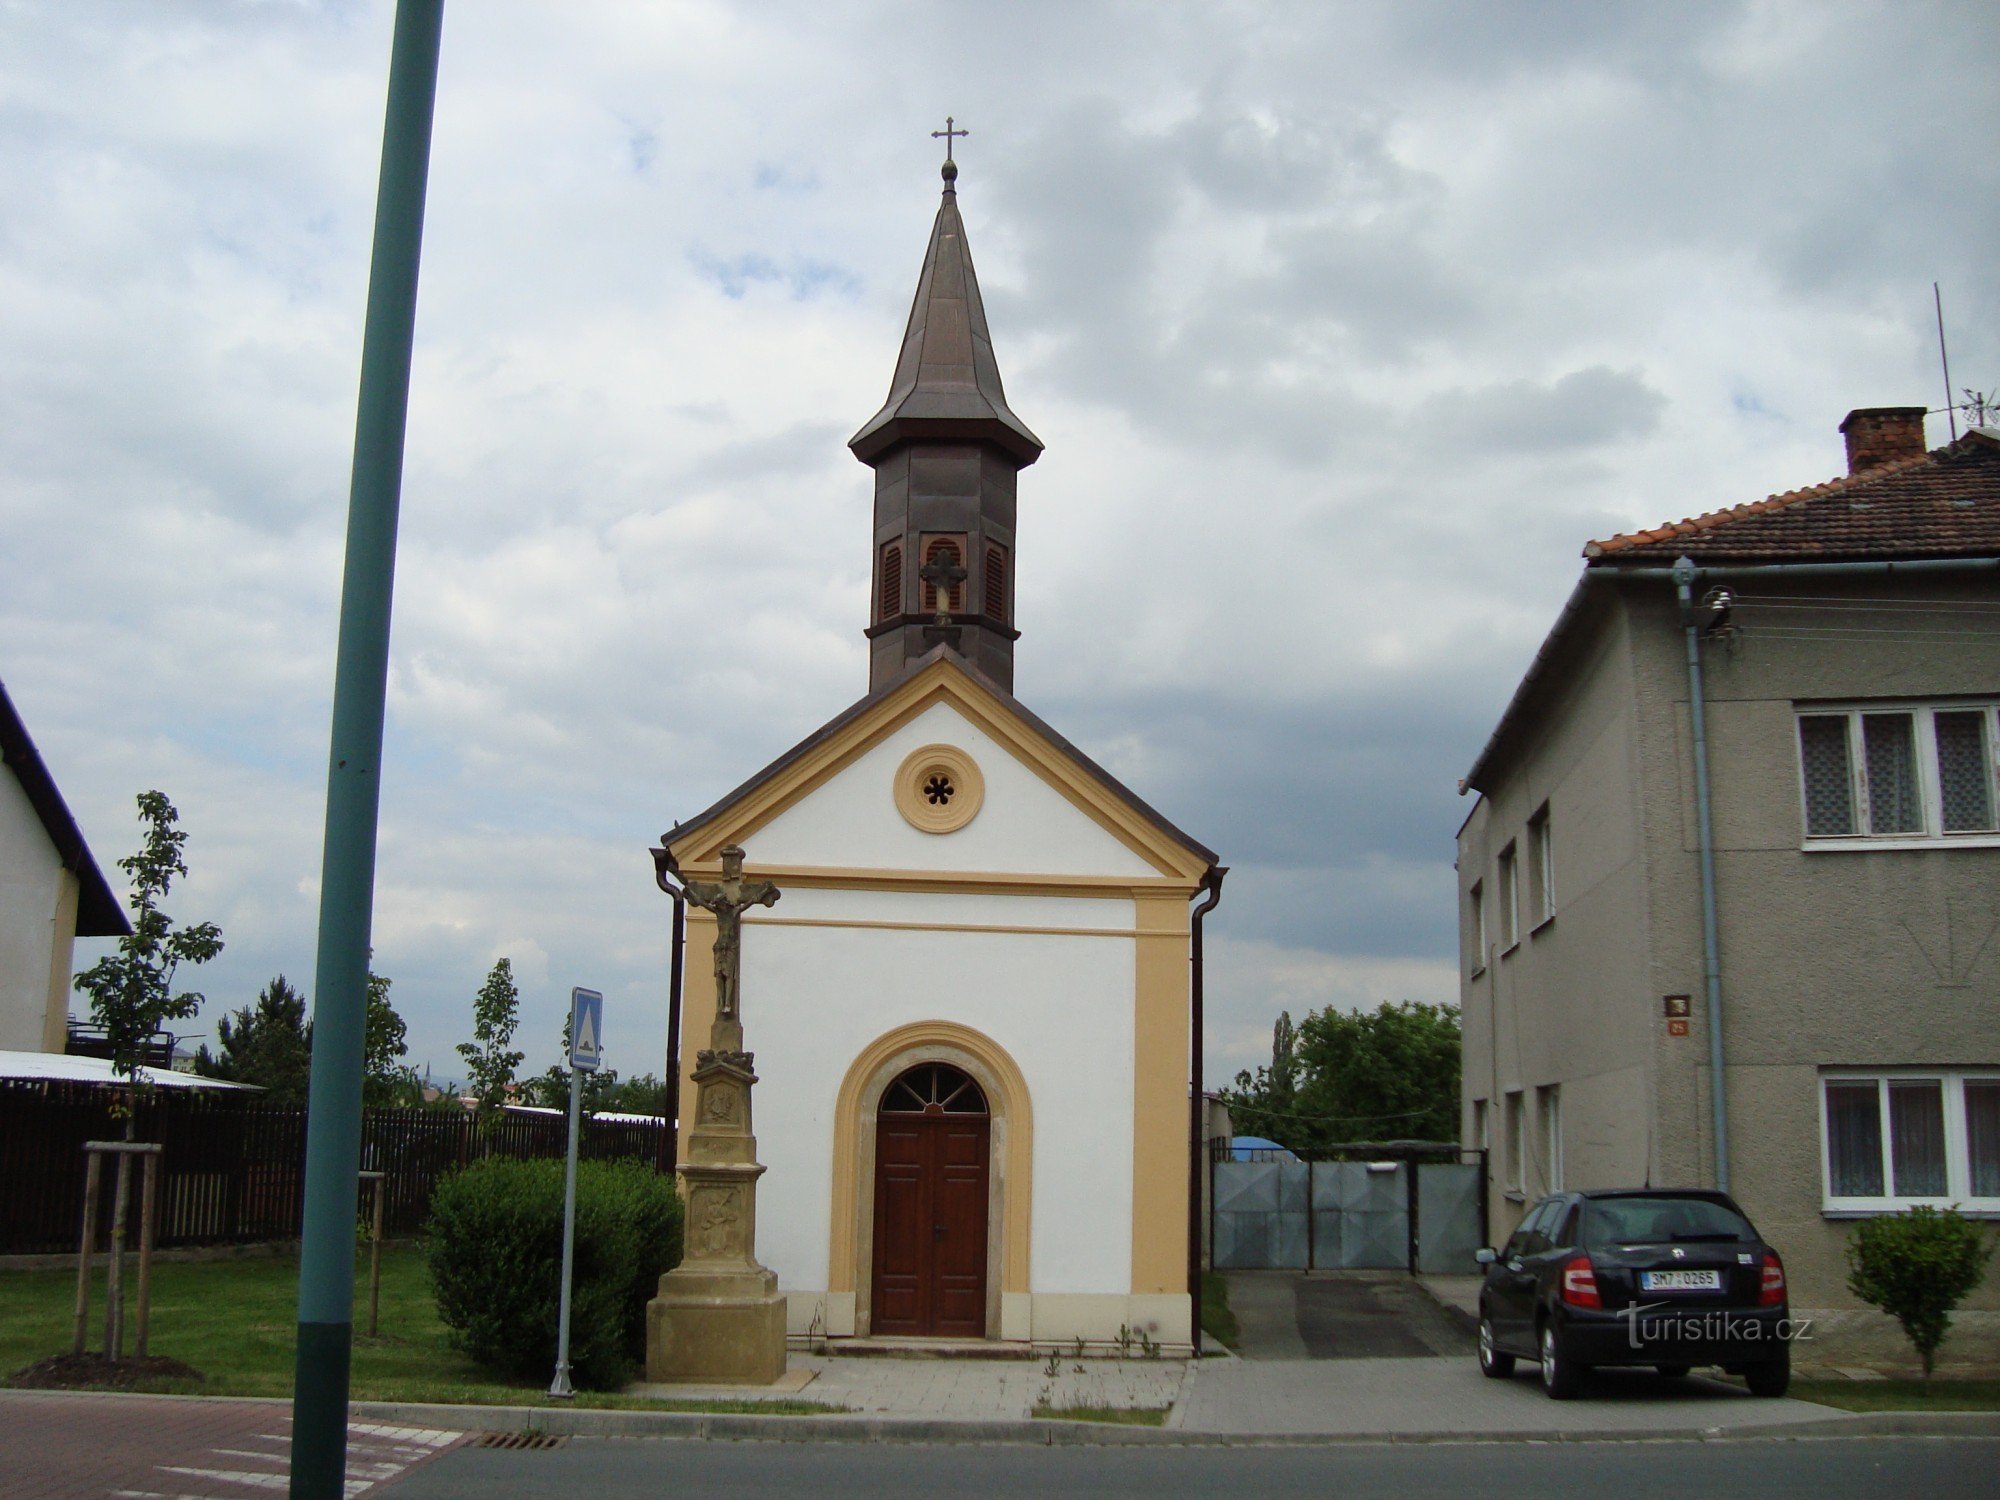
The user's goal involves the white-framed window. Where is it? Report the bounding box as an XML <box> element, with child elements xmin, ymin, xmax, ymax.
<box><xmin>1496</xmin><ymin>842</ymin><xmax>1519</xmax><ymax>951</ymax></box>
<box><xmin>1527</xmin><ymin>804</ymin><xmax>1555</xmax><ymax>928</ymax></box>
<box><xmin>1466</xmin><ymin>879</ymin><xmax>1486</xmax><ymax>975</ymax></box>
<box><xmin>1820</xmin><ymin>1070</ymin><xmax>2000</xmax><ymax>1213</ymax></box>
<box><xmin>1537</xmin><ymin>1084</ymin><xmax>1563</xmax><ymax>1191</ymax></box>
<box><xmin>1797</xmin><ymin>701</ymin><xmax>2000</xmax><ymax>847</ymax></box>
<box><xmin>1504</xmin><ymin>1090</ymin><xmax>1525</xmax><ymax>1193</ymax></box>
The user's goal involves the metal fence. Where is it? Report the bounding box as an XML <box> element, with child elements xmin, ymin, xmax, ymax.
<box><xmin>1210</xmin><ymin>1144</ymin><xmax>1487</xmax><ymax>1275</ymax></box>
<box><xmin>0</xmin><ymin>1080</ymin><xmax>671</xmax><ymax>1255</ymax></box>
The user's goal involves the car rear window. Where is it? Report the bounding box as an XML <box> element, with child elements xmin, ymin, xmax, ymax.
<box><xmin>1583</xmin><ymin>1195</ymin><xmax>1754</xmax><ymax>1244</ymax></box>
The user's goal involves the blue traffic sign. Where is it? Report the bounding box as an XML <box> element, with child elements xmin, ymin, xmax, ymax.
<box><xmin>569</xmin><ymin>988</ymin><xmax>604</xmax><ymax>1072</ymax></box>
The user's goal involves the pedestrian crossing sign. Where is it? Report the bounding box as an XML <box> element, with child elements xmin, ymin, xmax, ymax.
<box><xmin>569</xmin><ymin>987</ymin><xmax>604</xmax><ymax>1072</ymax></box>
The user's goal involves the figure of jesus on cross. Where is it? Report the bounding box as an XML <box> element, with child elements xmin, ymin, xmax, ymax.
<box><xmin>682</xmin><ymin>844</ymin><xmax>779</xmax><ymax>1030</ymax></box>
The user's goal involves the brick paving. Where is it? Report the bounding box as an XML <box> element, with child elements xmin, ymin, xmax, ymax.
<box><xmin>0</xmin><ymin>1392</ymin><xmax>462</xmax><ymax>1498</ymax></box>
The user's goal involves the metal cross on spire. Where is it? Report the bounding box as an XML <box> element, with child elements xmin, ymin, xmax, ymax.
<box><xmin>931</xmin><ymin>115</ymin><xmax>969</xmax><ymax>163</ymax></box>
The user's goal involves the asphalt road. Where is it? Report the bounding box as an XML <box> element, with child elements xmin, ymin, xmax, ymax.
<box><xmin>383</xmin><ymin>1436</ymin><xmax>2000</xmax><ymax>1499</ymax></box>
<box><xmin>1227</xmin><ymin>1270</ymin><xmax>1475</xmax><ymax>1359</ymax></box>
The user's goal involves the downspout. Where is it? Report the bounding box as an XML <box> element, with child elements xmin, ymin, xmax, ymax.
<box><xmin>652</xmin><ymin>846</ymin><xmax>689</xmax><ymax>1177</ymax></box>
<box><xmin>1672</xmin><ymin>557</ymin><xmax>1730</xmax><ymax>1193</ymax></box>
<box><xmin>1186</xmin><ymin>865</ymin><xmax>1226</xmax><ymax>1357</ymax></box>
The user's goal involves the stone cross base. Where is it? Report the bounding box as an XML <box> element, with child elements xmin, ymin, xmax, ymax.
<box><xmin>646</xmin><ymin>1051</ymin><xmax>787</xmax><ymax>1385</ymax></box>
<box><xmin>646</xmin><ymin>1263</ymin><xmax>787</xmax><ymax>1385</ymax></box>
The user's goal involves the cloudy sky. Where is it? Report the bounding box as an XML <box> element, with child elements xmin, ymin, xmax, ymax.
<box><xmin>4</xmin><ymin>1</ymin><xmax>1995</xmax><ymax>1091</ymax></box>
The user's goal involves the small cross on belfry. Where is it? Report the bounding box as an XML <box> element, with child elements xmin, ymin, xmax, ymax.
<box><xmin>932</xmin><ymin>116</ymin><xmax>969</xmax><ymax>166</ymax></box>
<box><xmin>919</xmin><ymin>549</ymin><xmax>967</xmax><ymax>615</ymax></box>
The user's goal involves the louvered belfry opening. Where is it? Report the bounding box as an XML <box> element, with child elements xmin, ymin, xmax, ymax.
<box><xmin>984</xmin><ymin>544</ymin><xmax>1007</xmax><ymax>623</ymax></box>
<box><xmin>878</xmin><ymin>541</ymin><xmax>903</xmax><ymax>624</ymax></box>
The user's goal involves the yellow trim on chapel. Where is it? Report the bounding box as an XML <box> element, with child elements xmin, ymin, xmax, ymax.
<box><xmin>1130</xmin><ymin>892</ymin><xmax>1191</xmax><ymax>1295</ymax></box>
<box><xmin>666</xmin><ymin>656</ymin><xmax>1210</xmax><ymax>883</ymax></box>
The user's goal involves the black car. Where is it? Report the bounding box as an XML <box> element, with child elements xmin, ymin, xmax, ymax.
<box><xmin>1475</xmin><ymin>1188</ymin><xmax>1792</xmax><ymax>1400</ymax></box>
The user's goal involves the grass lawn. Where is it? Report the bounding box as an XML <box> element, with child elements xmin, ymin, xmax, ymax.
<box><xmin>1031</xmin><ymin>1403</ymin><xmax>1171</xmax><ymax>1426</ymax></box>
<box><xmin>1199</xmin><ymin>1271</ymin><xmax>1238</xmax><ymax>1350</ymax></box>
<box><xmin>1789</xmin><ymin>1378</ymin><xmax>2000</xmax><ymax>1413</ymax></box>
<box><xmin>0</xmin><ymin>1247</ymin><xmax>839</xmax><ymax>1414</ymax></box>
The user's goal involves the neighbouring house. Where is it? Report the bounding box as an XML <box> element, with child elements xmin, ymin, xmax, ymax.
<box><xmin>0</xmin><ymin>677</ymin><xmax>130</xmax><ymax>1053</ymax></box>
<box><xmin>654</xmin><ymin>164</ymin><xmax>1223</xmax><ymax>1352</ymax></box>
<box><xmin>1457</xmin><ymin>409</ymin><xmax>2000</xmax><ymax>1363</ymax></box>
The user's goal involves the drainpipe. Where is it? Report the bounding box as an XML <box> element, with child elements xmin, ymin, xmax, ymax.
<box><xmin>1186</xmin><ymin>865</ymin><xmax>1227</xmax><ymax>1357</ymax></box>
<box><xmin>1672</xmin><ymin>556</ymin><xmax>1730</xmax><ymax>1193</ymax></box>
<box><xmin>652</xmin><ymin>846</ymin><xmax>689</xmax><ymax>1176</ymax></box>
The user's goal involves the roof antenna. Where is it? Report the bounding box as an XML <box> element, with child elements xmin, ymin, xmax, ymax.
<box><xmin>1935</xmin><ymin>282</ymin><xmax>1958</xmax><ymax>441</ymax></box>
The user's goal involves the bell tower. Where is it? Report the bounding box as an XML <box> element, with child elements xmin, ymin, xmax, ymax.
<box><xmin>850</xmin><ymin>133</ymin><xmax>1042</xmax><ymax>694</ymax></box>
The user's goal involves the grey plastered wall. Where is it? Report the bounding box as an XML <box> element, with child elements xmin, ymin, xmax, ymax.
<box><xmin>1623</xmin><ymin>576</ymin><xmax>2000</xmax><ymax>1318</ymax></box>
<box><xmin>1460</xmin><ymin>593</ymin><xmax>1655</xmax><ymax>1247</ymax></box>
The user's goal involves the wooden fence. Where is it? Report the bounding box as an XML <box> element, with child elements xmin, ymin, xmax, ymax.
<box><xmin>0</xmin><ymin>1080</ymin><xmax>671</xmax><ymax>1255</ymax></box>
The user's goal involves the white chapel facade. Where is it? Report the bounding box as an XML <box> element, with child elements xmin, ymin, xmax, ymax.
<box><xmin>654</xmin><ymin>160</ymin><xmax>1221</xmax><ymax>1351</ymax></box>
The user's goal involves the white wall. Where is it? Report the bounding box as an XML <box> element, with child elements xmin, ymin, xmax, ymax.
<box><xmin>747</xmin><ymin>700</ymin><xmax>1161</xmax><ymax>878</ymax></box>
<box><xmin>740</xmin><ymin>901</ymin><xmax>1138</xmax><ymax>1298</ymax></box>
<box><xmin>0</xmin><ymin>768</ymin><xmax>66</xmax><ymax>1051</ymax></box>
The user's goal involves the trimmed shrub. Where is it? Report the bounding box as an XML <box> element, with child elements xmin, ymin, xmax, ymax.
<box><xmin>1846</xmin><ymin>1205</ymin><xmax>1993</xmax><ymax>1376</ymax></box>
<box><xmin>425</xmin><ymin>1156</ymin><xmax>683</xmax><ymax>1389</ymax></box>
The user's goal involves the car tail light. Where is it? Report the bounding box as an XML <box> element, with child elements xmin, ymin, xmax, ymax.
<box><xmin>1759</xmin><ymin>1252</ymin><xmax>1786</xmax><ymax>1306</ymax></box>
<box><xmin>1561</xmin><ymin>1255</ymin><xmax>1602</xmax><ymax>1309</ymax></box>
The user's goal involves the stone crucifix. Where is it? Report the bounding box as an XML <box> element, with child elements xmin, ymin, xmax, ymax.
<box><xmin>682</xmin><ymin>844</ymin><xmax>779</xmax><ymax>1048</ymax></box>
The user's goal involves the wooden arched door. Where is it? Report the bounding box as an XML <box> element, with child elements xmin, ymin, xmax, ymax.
<box><xmin>871</xmin><ymin>1062</ymin><xmax>990</xmax><ymax>1337</ymax></box>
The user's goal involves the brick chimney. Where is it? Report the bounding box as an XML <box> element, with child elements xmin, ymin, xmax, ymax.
<box><xmin>1839</xmin><ymin>407</ymin><xmax>1928</xmax><ymax>473</ymax></box>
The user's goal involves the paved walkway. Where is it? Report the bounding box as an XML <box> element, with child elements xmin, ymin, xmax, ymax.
<box><xmin>0</xmin><ymin>1390</ymin><xmax>461</xmax><ymax>1498</ymax></box>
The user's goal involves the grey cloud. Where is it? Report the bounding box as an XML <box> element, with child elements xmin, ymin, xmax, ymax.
<box><xmin>1421</xmin><ymin>366</ymin><xmax>1667</xmax><ymax>454</ymax></box>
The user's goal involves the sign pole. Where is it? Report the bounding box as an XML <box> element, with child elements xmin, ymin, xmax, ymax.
<box><xmin>290</xmin><ymin>4</ymin><xmax>444</xmax><ymax>1495</ymax></box>
<box><xmin>550</xmin><ymin>1061</ymin><xmax>581</xmax><ymax>1398</ymax></box>
<box><xmin>551</xmin><ymin>987</ymin><xmax>603</xmax><ymax>1398</ymax></box>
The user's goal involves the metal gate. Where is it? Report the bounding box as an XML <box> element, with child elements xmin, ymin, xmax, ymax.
<box><xmin>1211</xmin><ymin>1149</ymin><xmax>1486</xmax><ymax>1274</ymax></box>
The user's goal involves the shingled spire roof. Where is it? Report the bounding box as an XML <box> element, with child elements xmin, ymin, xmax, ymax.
<box><xmin>848</xmin><ymin>164</ymin><xmax>1043</xmax><ymax>467</ymax></box>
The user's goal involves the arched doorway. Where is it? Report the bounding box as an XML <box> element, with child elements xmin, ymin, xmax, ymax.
<box><xmin>871</xmin><ymin>1062</ymin><xmax>990</xmax><ymax>1337</ymax></box>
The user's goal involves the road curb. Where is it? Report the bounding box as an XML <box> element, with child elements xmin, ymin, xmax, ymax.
<box><xmin>347</xmin><ymin>1398</ymin><xmax>2000</xmax><ymax>1447</ymax></box>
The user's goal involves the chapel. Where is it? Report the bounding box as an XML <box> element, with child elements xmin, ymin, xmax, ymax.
<box><xmin>653</xmin><ymin>151</ymin><xmax>1222</xmax><ymax>1351</ymax></box>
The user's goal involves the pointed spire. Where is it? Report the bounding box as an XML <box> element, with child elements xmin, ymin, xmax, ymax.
<box><xmin>848</xmin><ymin>167</ymin><xmax>1042</xmax><ymax>467</ymax></box>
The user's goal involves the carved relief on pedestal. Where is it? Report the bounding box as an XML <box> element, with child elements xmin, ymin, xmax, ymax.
<box><xmin>690</xmin><ymin>1183</ymin><xmax>745</xmax><ymax>1261</ymax></box>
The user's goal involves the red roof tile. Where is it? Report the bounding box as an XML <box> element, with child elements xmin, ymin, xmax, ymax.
<box><xmin>1585</xmin><ymin>430</ymin><xmax>2000</xmax><ymax>565</ymax></box>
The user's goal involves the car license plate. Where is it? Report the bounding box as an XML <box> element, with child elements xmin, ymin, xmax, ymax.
<box><xmin>1641</xmin><ymin>1269</ymin><xmax>1721</xmax><ymax>1291</ymax></box>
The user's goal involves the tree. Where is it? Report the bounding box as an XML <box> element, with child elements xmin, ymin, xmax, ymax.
<box><xmin>457</xmin><ymin>958</ymin><xmax>524</xmax><ymax>1112</ymax></box>
<box><xmin>1847</xmin><ymin>1206</ymin><xmax>1993</xmax><ymax>1377</ymax></box>
<box><xmin>73</xmin><ymin>791</ymin><xmax>225</xmax><ymax>1091</ymax></box>
<box><xmin>362</xmin><ymin>970</ymin><xmax>425</xmax><ymax>1108</ymax></box>
<box><xmin>1222</xmin><ymin>1000</ymin><xmax>1461</xmax><ymax>1153</ymax></box>
<box><xmin>197</xmin><ymin>976</ymin><xmax>312</xmax><ymax>1105</ymax></box>
<box><xmin>520</xmin><ymin>1011</ymin><xmax>626</xmax><ymax>1114</ymax></box>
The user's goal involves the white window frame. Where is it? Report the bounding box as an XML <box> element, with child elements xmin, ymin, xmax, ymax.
<box><xmin>1527</xmin><ymin>804</ymin><xmax>1555</xmax><ymax>929</ymax></box>
<box><xmin>1797</xmin><ymin>700</ymin><xmax>2000</xmax><ymax>850</ymax></box>
<box><xmin>1819</xmin><ymin>1069</ymin><xmax>2000</xmax><ymax>1215</ymax></box>
<box><xmin>1538</xmin><ymin>1084</ymin><xmax>1563</xmax><ymax>1191</ymax></box>
<box><xmin>1503</xmin><ymin>1089</ymin><xmax>1525</xmax><ymax>1195</ymax></box>
<box><xmin>1496</xmin><ymin>842</ymin><xmax>1519</xmax><ymax>953</ymax></box>
<box><xmin>1466</xmin><ymin>879</ymin><xmax>1486</xmax><ymax>976</ymax></box>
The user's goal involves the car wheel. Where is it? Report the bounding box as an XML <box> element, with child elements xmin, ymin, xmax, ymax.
<box><xmin>1539</xmin><ymin>1320</ymin><xmax>1582</xmax><ymax>1400</ymax></box>
<box><xmin>1478</xmin><ymin>1316</ymin><xmax>1515</xmax><ymax>1379</ymax></box>
<box><xmin>1654</xmin><ymin>1363</ymin><xmax>1691</xmax><ymax>1378</ymax></box>
<box><xmin>1744</xmin><ymin>1358</ymin><xmax>1790</xmax><ymax>1398</ymax></box>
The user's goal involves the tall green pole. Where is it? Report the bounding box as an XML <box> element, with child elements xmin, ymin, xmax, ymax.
<box><xmin>291</xmin><ymin>3</ymin><xmax>443</xmax><ymax>1495</ymax></box>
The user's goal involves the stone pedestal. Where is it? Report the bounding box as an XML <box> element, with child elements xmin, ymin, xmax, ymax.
<box><xmin>646</xmin><ymin>1048</ymin><xmax>787</xmax><ymax>1384</ymax></box>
